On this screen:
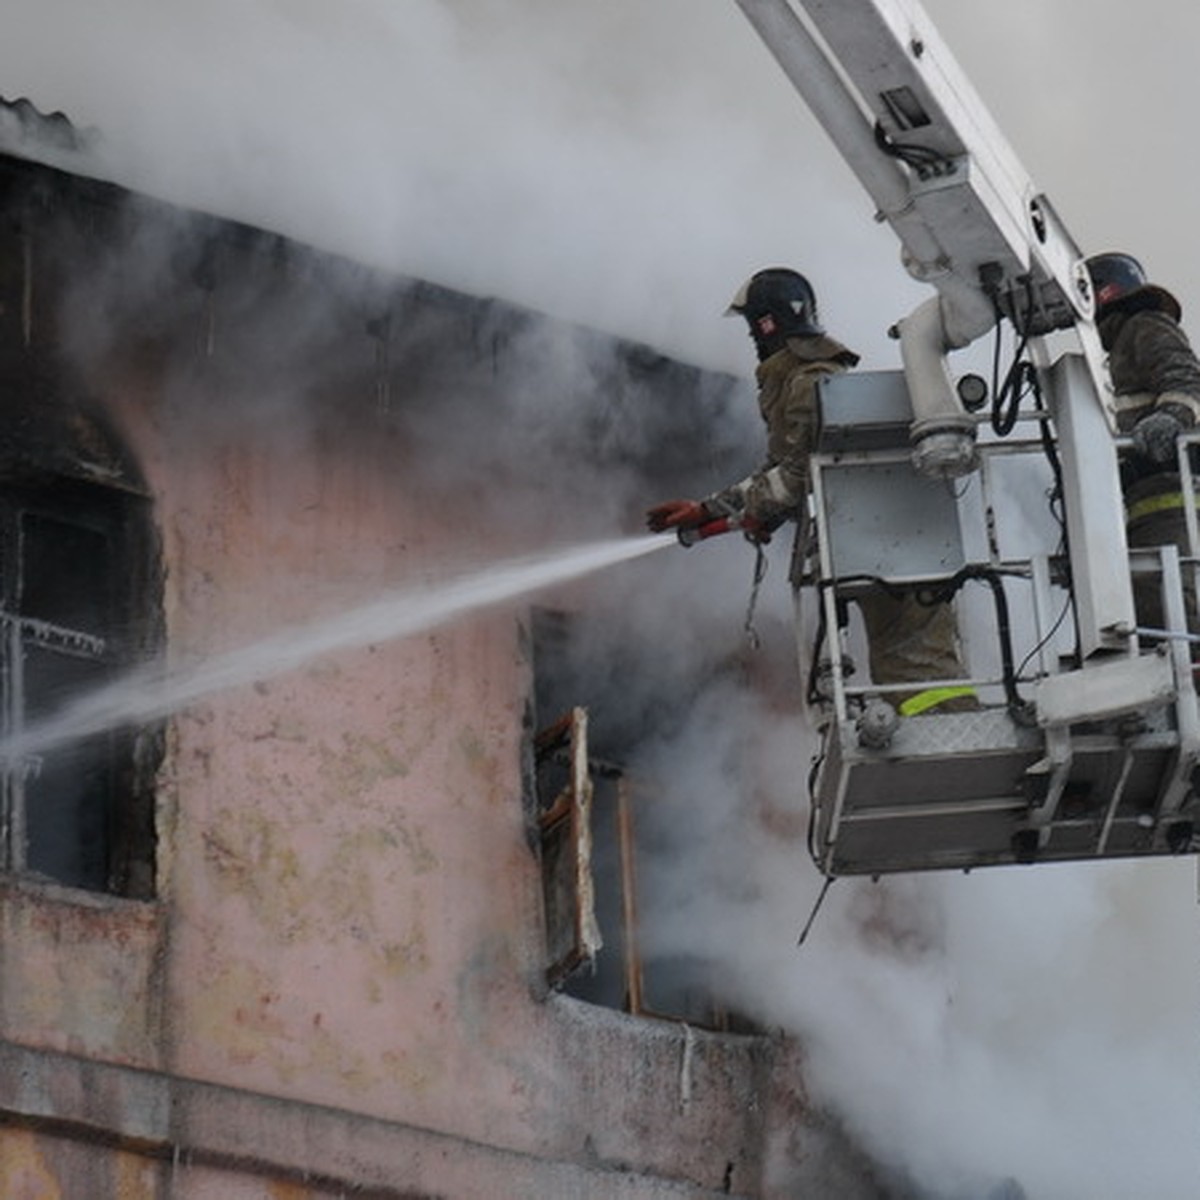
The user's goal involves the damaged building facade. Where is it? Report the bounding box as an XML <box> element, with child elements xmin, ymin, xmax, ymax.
<box><xmin>0</xmin><ymin>108</ymin><xmax>893</xmax><ymax>1198</ymax></box>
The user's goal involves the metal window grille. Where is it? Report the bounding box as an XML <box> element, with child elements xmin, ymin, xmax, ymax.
<box><xmin>0</xmin><ymin>500</ymin><xmax>122</xmax><ymax>890</ymax></box>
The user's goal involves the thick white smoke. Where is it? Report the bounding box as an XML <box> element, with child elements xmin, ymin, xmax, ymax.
<box><xmin>0</xmin><ymin>0</ymin><xmax>925</xmax><ymax>373</ymax></box>
<box><xmin>4</xmin><ymin>2</ymin><xmax>1200</xmax><ymax>1197</ymax></box>
<box><xmin>6</xmin><ymin>1</ymin><xmax>1200</xmax><ymax>368</ymax></box>
<box><xmin>635</xmin><ymin>674</ymin><xmax>1200</xmax><ymax>1197</ymax></box>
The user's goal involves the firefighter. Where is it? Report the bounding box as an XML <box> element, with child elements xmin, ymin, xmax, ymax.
<box><xmin>645</xmin><ymin>267</ymin><xmax>973</xmax><ymax>739</ymax></box>
<box><xmin>1085</xmin><ymin>252</ymin><xmax>1200</xmax><ymax>643</ymax></box>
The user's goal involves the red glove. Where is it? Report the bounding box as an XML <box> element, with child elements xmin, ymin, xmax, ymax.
<box><xmin>645</xmin><ymin>499</ymin><xmax>708</xmax><ymax>533</ymax></box>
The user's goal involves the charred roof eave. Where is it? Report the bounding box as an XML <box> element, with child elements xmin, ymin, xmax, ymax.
<box><xmin>0</xmin><ymin>362</ymin><xmax>151</xmax><ymax>496</ymax></box>
<box><xmin>0</xmin><ymin>113</ymin><xmax>747</xmax><ymax>495</ymax></box>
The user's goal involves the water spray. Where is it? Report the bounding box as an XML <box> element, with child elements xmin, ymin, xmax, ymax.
<box><xmin>2</xmin><ymin>533</ymin><xmax>675</xmax><ymax>764</ymax></box>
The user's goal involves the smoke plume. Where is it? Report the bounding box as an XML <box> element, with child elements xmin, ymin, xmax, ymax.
<box><xmin>3</xmin><ymin>2</ymin><xmax>1199</xmax><ymax>1197</ymax></box>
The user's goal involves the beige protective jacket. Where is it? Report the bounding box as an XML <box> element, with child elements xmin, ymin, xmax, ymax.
<box><xmin>1102</xmin><ymin>307</ymin><xmax>1200</xmax><ymax>426</ymax></box>
<box><xmin>707</xmin><ymin>334</ymin><xmax>858</xmax><ymax>526</ymax></box>
<box><xmin>711</xmin><ymin>334</ymin><xmax>970</xmax><ymax>708</ymax></box>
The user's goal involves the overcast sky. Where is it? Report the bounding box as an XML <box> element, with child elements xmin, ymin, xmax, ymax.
<box><xmin>3</xmin><ymin>4</ymin><xmax>1199</xmax><ymax>1198</ymax></box>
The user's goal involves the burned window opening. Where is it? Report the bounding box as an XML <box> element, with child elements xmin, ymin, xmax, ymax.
<box><xmin>0</xmin><ymin>159</ymin><xmax>165</xmax><ymax>898</ymax></box>
<box><xmin>0</xmin><ymin>475</ymin><xmax>162</xmax><ymax>899</ymax></box>
<box><xmin>532</xmin><ymin>610</ymin><xmax>757</xmax><ymax>1034</ymax></box>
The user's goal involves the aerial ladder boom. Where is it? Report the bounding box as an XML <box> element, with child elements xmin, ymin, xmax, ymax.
<box><xmin>730</xmin><ymin>0</ymin><xmax>1200</xmax><ymax>874</ymax></box>
<box><xmin>733</xmin><ymin>0</ymin><xmax>1091</xmax><ymax>339</ymax></box>
<box><xmin>734</xmin><ymin>0</ymin><xmax>1104</xmax><ymax>471</ymax></box>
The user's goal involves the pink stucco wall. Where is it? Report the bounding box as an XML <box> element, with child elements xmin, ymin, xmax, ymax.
<box><xmin>125</xmin><ymin>373</ymin><xmax>775</xmax><ymax>1182</ymax></box>
<box><xmin>0</xmin><ymin>199</ymin><xmax>889</xmax><ymax>1198</ymax></box>
<box><xmin>138</xmin><ymin>379</ymin><xmax>550</xmax><ymax>1121</ymax></box>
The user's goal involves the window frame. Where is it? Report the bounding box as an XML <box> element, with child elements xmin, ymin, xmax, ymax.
<box><xmin>0</xmin><ymin>477</ymin><xmax>160</xmax><ymax>896</ymax></box>
<box><xmin>536</xmin><ymin>707</ymin><xmax>603</xmax><ymax>986</ymax></box>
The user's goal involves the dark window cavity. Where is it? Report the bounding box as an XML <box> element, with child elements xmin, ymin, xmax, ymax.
<box><xmin>0</xmin><ymin>481</ymin><xmax>161</xmax><ymax>897</ymax></box>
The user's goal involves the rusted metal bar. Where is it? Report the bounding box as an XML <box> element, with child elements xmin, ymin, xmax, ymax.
<box><xmin>615</xmin><ymin>775</ymin><xmax>643</xmax><ymax>1015</ymax></box>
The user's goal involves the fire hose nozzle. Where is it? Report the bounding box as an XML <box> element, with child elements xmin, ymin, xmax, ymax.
<box><xmin>678</xmin><ymin>514</ymin><xmax>772</xmax><ymax>547</ymax></box>
<box><xmin>677</xmin><ymin>517</ymin><xmax>732</xmax><ymax>546</ymax></box>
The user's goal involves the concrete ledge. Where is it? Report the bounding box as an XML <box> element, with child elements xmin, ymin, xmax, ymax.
<box><xmin>0</xmin><ymin>1039</ymin><xmax>738</xmax><ymax>1199</ymax></box>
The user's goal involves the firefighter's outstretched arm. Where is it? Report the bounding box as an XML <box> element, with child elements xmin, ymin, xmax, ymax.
<box><xmin>644</xmin><ymin>497</ymin><xmax>771</xmax><ymax>546</ymax></box>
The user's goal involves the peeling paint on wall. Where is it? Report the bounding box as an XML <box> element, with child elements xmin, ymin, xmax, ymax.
<box><xmin>0</xmin><ymin>881</ymin><xmax>164</xmax><ymax>1064</ymax></box>
<box><xmin>0</xmin><ymin>1129</ymin><xmax>62</xmax><ymax>1200</ymax></box>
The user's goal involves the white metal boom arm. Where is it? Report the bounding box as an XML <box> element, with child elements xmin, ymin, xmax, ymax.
<box><xmin>734</xmin><ymin>0</ymin><xmax>1092</xmax><ymax>343</ymax></box>
<box><xmin>733</xmin><ymin>0</ymin><xmax>1105</xmax><ymax>477</ymax></box>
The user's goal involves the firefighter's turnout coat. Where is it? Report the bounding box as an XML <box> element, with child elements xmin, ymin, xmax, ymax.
<box><xmin>709</xmin><ymin>334</ymin><xmax>970</xmax><ymax>712</ymax></box>
<box><xmin>1102</xmin><ymin>304</ymin><xmax>1200</xmax><ymax>639</ymax></box>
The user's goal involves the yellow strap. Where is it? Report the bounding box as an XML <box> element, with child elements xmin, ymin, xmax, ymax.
<box><xmin>898</xmin><ymin>686</ymin><xmax>977</xmax><ymax>717</ymax></box>
<box><xmin>1125</xmin><ymin>491</ymin><xmax>1197</xmax><ymax>522</ymax></box>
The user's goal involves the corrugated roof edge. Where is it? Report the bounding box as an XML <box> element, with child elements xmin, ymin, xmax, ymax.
<box><xmin>0</xmin><ymin>94</ymin><xmax>97</xmax><ymax>160</ymax></box>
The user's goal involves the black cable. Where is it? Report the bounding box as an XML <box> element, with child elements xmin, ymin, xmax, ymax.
<box><xmin>828</xmin><ymin>568</ymin><xmax>1035</xmax><ymax>722</ymax></box>
<box><xmin>979</xmin><ymin>274</ymin><xmax>1084</xmax><ymax>665</ymax></box>
<box><xmin>1035</xmin><ymin>397</ymin><xmax>1068</xmax><ymax>556</ymax></box>
<box><xmin>1030</xmin><ymin>365</ymin><xmax>1082</xmax><ymax>666</ymax></box>
<box><xmin>993</xmin><ymin>297</ymin><xmax>1083</xmax><ymax>667</ymax></box>
<box><xmin>743</xmin><ymin>542</ymin><xmax>769</xmax><ymax>649</ymax></box>
<box><xmin>939</xmin><ymin>565</ymin><xmax>1035</xmax><ymax>721</ymax></box>
<box><xmin>988</xmin><ymin>276</ymin><xmax>1042</xmax><ymax>437</ymax></box>
<box><xmin>1015</xmin><ymin>592</ymin><xmax>1072</xmax><ymax>682</ymax></box>
<box><xmin>805</xmin><ymin>591</ymin><xmax>829</xmax><ymax>708</ymax></box>
<box><xmin>805</xmin><ymin>747</ymin><xmax>824</xmax><ymax>865</ymax></box>
<box><xmin>873</xmin><ymin>121</ymin><xmax>947</xmax><ymax>167</ymax></box>
<box><xmin>797</xmin><ymin>875</ymin><xmax>835</xmax><ymax>947</ymax></box>
<box><xmin>993</xmin><ymin>360</ymin><xmax>1039</xmax><ymax>437</ymax></box>
<box><xmin>820</xmin><ymin>573</ymin><xmax>908</xmax><ymax>601</ymax></box>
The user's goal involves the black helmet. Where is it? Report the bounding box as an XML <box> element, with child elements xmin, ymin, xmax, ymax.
<box><xmin>727</xmin><ymin>268</ymin><xmax>824</xmax><ymax>348</ymax></box>
<box><xmin>1085</xmin><ymin>252</ymin><xmax>1181</xmax><ymax>322</ymax></box>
